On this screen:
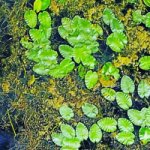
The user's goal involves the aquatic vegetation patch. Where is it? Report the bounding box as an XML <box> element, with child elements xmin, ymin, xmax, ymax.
<box><xmin>103</xmin><ymin>8</ymin><xmax>128</xmax><ymax>52</ymax></box>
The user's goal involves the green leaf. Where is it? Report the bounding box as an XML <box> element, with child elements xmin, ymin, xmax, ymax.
<box><xmin>76</xmin><ymin>122</ymin><xmax>88</xmax><ymax>141</ymax></box>
<box><xmin>103</xmin><ymin>8</ymin><xmax>115</xmax><ymax>25</ymax></box>
<box><xmin>82</xmin><ymin>102</ymin><xmax>98</xmax><ymax>118</ymax></box>
<box><xmin>49</xmin><ymin>59</ymin><xmax>75</xmax><ymax>78</ymax></box>
<box><xmin>97</xmin><ymin>117</ymin><xmax>117</xmax><ymax>132</ymax></box>
<box><xmin>38</xmin><ymin>11</ymin><xmax>51</xmax><ymax>28</ymax></box>
<box><xmin>85</xmin><ymin>71</ymin><xmax>98</xmax><ymax>89</ymax></box>
<box><xmin>106</xmin><ymin>32</ymin><xmax>127</xmax><ymax>52</ymax></box>
<box><xmin>110</xmin><ymin>18</ymin><xmax>124</xmax><ymax>32</ymax></box>
<box><xmin>116</xmin><ymin>92</ymin><xmax>132</xmax><ymax>110</ymax></box>
<box><xmin>33</xmin><ymin>62</ymin><xmax>52</xmax><ymax>75</ymax></box>
<box><xmin>89</xmin><ymin>124</ymin><xmax>102</xmax><ymax>143</ymax></box>
<box><xmin>138</xmin><ymin>79</ymin><xmax>150</xmax><ymax>98</ymax></box>
<box><xmin>34</xmin><ymin>0</ymin><xmax>42</xmax><ymax>12</ymax></box>
<box><xmin>34</xmin><ymin>0</ymin><xmax>51</xmax><ymax>11</ymax></box>
<box><xmin>127</xmin><ymin>109</ymin><xmax>144</xmax><ymax>126</ymax></box>
<box><xmin>82</xmin><ymin>55</ymin><xmax>96</xmax><ymax>69</ymax></box>
<box><xmin>102</xmin><ymin>62</ymin><xmax>120</xmax><ymax>80</ymax></box>
<box><xmin>24</xmin><ymin>10</ymin><xmax>37</xmax><ymax>28</ymax></box>
<box><xmin>78</xmin><ymin>64</ymin><xmax>87</xmax><ymax>79</ymax></box>
<box><xmin>121</xmin><ymin>75</ymin><xmax>135</xmax><ymax>93</ymax></box>
<box><xmin>59</xmin><ymin>45</ymin><xmax>74</xmax><ymax>58</ymax></box>
<box><xmin>101</xmin><ymin>88</ymin><xmax>116</xmax><ymax>101</ymax></box>
<box><xmin>118</xmin><ymin>118</ymin><xmax>134</xmax><ymax>132</ymax></box>
<box><xmin>139</xmin><ymin>56</ymin><xmax>150</xmax><ymax>70</ymax></box>
<box><xmin>143</xmin><ymin>0</ymin><xmax>150</xmax><ymax>7</ymax></box>
<box><xmin>132</xmin><ymin>10</ymin><xmax>143</xmax><ymax>24</ymax></box>
<box><xmin>59</xmin><ymin>105</ymin><xmax>74</xmax><ymax>121</ymax></box>
<box><xmin>51</xmin><ymin>132</ymin><xmax>64</xmax><ymax>146</ymax></box>
<box><xmin>29</xmin><ymin>29</ymin><xmax>43</xmax><ymax>41</ymax></box>
<box><xmin>143</xmin><ymin>12</ymin><xmax>150</xmax><ymax>27</ymax></box>
<box><xmin>139</xmin><ymin>127</ymin><xmax>150</xmax><ymax>144</ymax></box>
<box><xmin>62</xmin><ymin>137</ymin><xmax>80</xmax><ymax>149</ymax></box>
<box><xmin>116</xmin><ymin>132</ymin><xmax>135</xmax><ymax>145</ymax></box>
<box><xmin>60</xmin><ymin>124</ymin><xmax>75</xmax><ymax>138</ymax></box>
<box><xmin>73</xmin><ymin>46</ymin><xmax>91</xmax><ymax>64</ymax></box>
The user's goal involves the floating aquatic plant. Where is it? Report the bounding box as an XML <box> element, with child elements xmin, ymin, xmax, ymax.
<box><xmin>132</xmin><ymin>10</ymin><xmax>143</xmax><ymax>24</ymax></box>
<box><xmin>143</xmin><ymin>0</ymin><xmax>150</xmax><ymax>7</ymax></box>
<box><xmin>116</xmin><ymin>131</ymin><xmax>135</xmax><ymax>145</ymax></box>
<box><xmin>103</xmin><ymin>8</ymin><xmax>127</xmax><ymax>53</ymax></box>
<box><xmin>89</xmin><ymin>124</ymin><xmax>102</xmax><ymax>143</ymax></box>
<box><xmin>59</xmin><ymin>104</ymin><xmax>74</xmax><ymax>121</ymax></box>
<box><xmin>85</xmin><ymin>70</ymin><xmax>98</xmax><ymax>89</ymax></box>
<box><xmin>101</xmin><ymin>62</ymin><xmax>120</xmax><ymax>80</ymax></box>
<box><xmin>139</xmin><ymin>56</ymin><xmax>150</xmax><ymax>70</ymax></box>
<box><xmin>34</xmin><ymin>0</ymin><xmax>51</xmax><ymax>12</ymax></box>
<box><xmin>103</xmin><ymin>8</ymin><xmax>115</xmax><ymax>25</ymax></box>
<box><xmin>116</xmin><ymin>92</ymin><xmax>132</xmax><ymax>110</ymax></box>
<box><xmin>121</xmin><ymin>75</ymin><xmax>135</xmax><ymax>94</ymax></box>
<box><xmin>127</xmin><ymin>107</ymin><xmax>150</xmax><ymax>127</ymax></box>
<box><xmin>106</xmin><ymin>32</ymin><xmax>127</xmax><ymax>52</ymax></box>
<box><xmin>97</xmin><ymin>117</ymin><xmax>117</xmax><ymax>132</ymax></box>
<box><xmin>101</xmin><ymin>88</ymin><xmax>116</xmax><ymax>102</ymax></box>
<box><xmin>82</xmin><ymin>102</ymin><xmax>98</xmax><ymax>118</ymax></box>
<box><xmin>139</xmin><ymin>127</ymin><xmax>150</xmax><ymax>144</ymax></box>
<box><xmin>76</xmin><ymin>122</ymin><xmax>88</xmax><ymax>141</ymax></box>
<box><xmin>138</xmin><ymin>79</ymin><xmax>150</xmax><ymax>98</ymax></box>
<box><xmin>24</xmin><ymin>10</ymin><xmax>37</xmax><ymax>28</ymax></box>
<box><xmin>118</xmin><ymin>118</ymin><xmax>134</xmax><ymax>132</ymax></box>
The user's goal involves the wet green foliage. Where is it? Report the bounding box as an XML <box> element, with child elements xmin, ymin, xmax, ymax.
<box><xmin>1</xmin><ymin>0</ymin><xmax>150</xmax><ymax>149</ymax></box>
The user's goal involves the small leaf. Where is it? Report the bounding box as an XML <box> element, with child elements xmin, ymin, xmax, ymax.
<box><xmin>82</xmin><ymin>102</ymin><xmax>98</xmax><ymax>118</ymax></box>
<box><xmin>139</xmin><ymin>56</ymin><xmax>150</xmax><ymax>70</ymax></box>
<box><xmin>139</xmin><ymin>127</ymin><xmax>150</xmax><ymax>144</ymax></box>
<box><xmin>76</xmin><ymin>122</ymin><xmax>88</xmax><ymax>141</ymax></box>
<box><xmin>62</xmin><ymin>137</ymin><xmax>80</xmax><ymax>149</ymax></box>
<box><xmin>60</xmin><ymin>124</ymin><xmax>75</xmax><ymax>138</ymax></box>
<box><xmin>97</xmin><ymin>117</ymin><xmax>117</xmax><ymax>132</ymax></box>
<box><xmin>89</xmin><ymin>124</ymin><xmax>102</xmax><ymax>143</ymax></box>
<box><xmin>51</xmin><ymin>132</ymin><xmax>64</xmax><ymax>146</ymax></box>
<box><xmin>59</xmin><ymin>45</ymin><xmax>74</xmax><ymax>58</ymax></box>
<box><xmin>116</xmin><ymin>92</ymin><xmax>132</xmax><ymax>110</ymax></box>
<box><xmin>85</xmin><ymin>70</ymin><xmax>98</xmax><ymax>89</ymax></box>
<box><xmin>132</xmin><ymin>10</ymin><xmax>143</xmax><ymax>24</ymax></box>
<box><xmin>59</xmin><ymin>105</ymin><xmax>74</xmax><ymax>121</ymax></box>
<box><xmin>106</xmin><ymin>32</ymin><xmax>127</xmax><ymax>52</ymax></box>
<box><xmin>103</xmin><ymin>8</ymin><xmax>115</xmax><ymax>25</ymax></box>
<box><xmin>118</xmin><ymin>118</ymin><xmax>134</xmax><ymax>132</ymax></box>
<box><xmin>24</xmin><ymin>10</ymin><xmax>37</xmax><ymax>28</ymax></box>
<box><xmin>127</xmin><ymin>109</ymin><xmax>144</xmax><ymax>126</ymax></box>
<box><xmin>101</xmin><ymin>88</ymin><xmax>116</xmax><ymax>101</ymax></box>
<box><xmin>38</xmin><ymin>11</ymin><xmax>51</xmax><ymax>28</ymax></box>
<box><xmin>145</xmin><ymin>13</ymin><xmax>150</xmax><ymax>28</ymax></box>
<box><xmin>116</xmin><ymin>132</ymin><xmax>135</xmax><ymax>145</ymax></box>
<box><xmin>110</xmin><ymin>18</ymin><xmax>124</xmax><ymax>32</ymax></box>
<box><xmin>121</xmin><ymin>75</ymin><xmax>135</xmax><ymax>93</ymax></box>
<box><xmin>143</xmin><ymin>0</ymin><xmax>150</xmax><ymax>7</ymax></box>
<box><xmin>34</xmin><ymin>0</ymin><xmax>51</xmax><ymax>11</ymax></box>
<box><xmin>138</xmin><ymin>79</ymin><xmax>150</xmax><ymax>98</ymax></box>
<box><xmin>34</xmin><ymin>0</ymin><xmax>42</xmax><ymax>12</ymax></box>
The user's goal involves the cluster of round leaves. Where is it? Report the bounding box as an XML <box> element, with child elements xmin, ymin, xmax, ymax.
<box><xmin>53</xmin><ymin>103</ymin><xmax>137</xmax><ymax>148</ymax></box>
<box><xmin>103</xmin><ymin>8</ymin><xmax>127</xmax><ymax>52</ymax></box>
<box><xmin>101</xmin><ymin>75</ymin><xmax>150</xmax><ymax>110</ymax></box>
<box><xmin>21</xmin><ymin>1</ymin><xmax>76</xmax><ymax>78</ymax></box>
<box><xmin>132</xmin><ymin>10</ymin><xmax>150</xmax><ymax>28</ymax></box>
<box><xmin>58</xmin><ymin>16</ymin><xmax>103</xmax><ymax>89</ymax></box>
<box><xmin>21</xmin><ymin>0</ymin><xmax>103</xmax><ymax>89</ymax></box>
<box><xmin>128</xmin><ymin>107</ymin><xmax>150</xmax><ymax>144</ymax></box>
